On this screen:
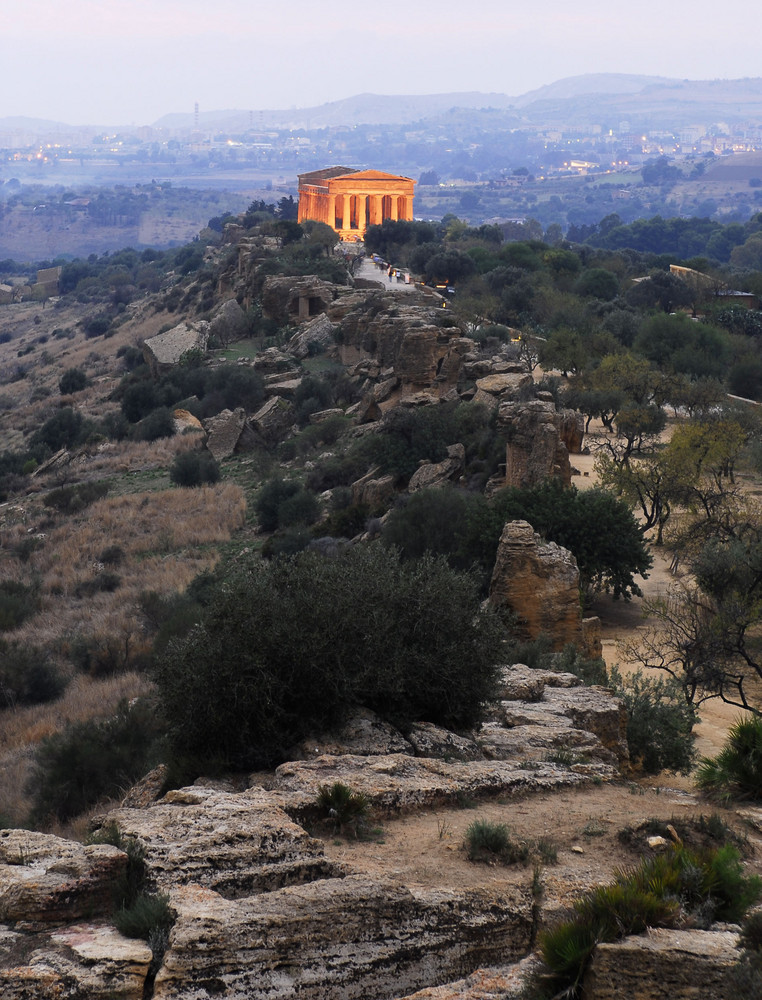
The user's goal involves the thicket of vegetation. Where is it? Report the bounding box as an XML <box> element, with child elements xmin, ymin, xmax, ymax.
<box><xmin>153</xmin><ymin>544</ymin><xmax>507</xmax><ymax>771</ymax></box>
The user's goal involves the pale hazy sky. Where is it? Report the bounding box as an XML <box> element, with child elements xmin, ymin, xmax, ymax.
<box><xmin>3</xmin><ymin>0</ymin><xmax>761</xmax><ymax>125</ymax></box>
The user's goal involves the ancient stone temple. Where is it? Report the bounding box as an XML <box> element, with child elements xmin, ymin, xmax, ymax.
<box><xmin>297</xmin><ymin>167</ymin><xmax>415</xmax><ymax>241</ymax></box>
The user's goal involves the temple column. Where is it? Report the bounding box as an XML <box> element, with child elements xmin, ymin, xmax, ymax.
<box><xmin>341</xmin><ymin>194</ymin><xmax>350</xmax><ymax>232</ymax></box>
<box><xmin>403</xmin><ymin>195</ymin><xmax>413</xmax><ymax>221</ymax></box>
<box><xmin>390</xmin><ymin>196</ymin><xmax>398</xmax><ymax>222</ymax></box>
<box><xmin>357</xmin><ymin>194</ymin><xmax>367</xmax><ymax>235</ymax></box>
<box><xmin>370</xmin><ymin>193</ymin><xmax>382</xmax><ymax>226</ymax></box>
<box><xmin>326</xmin><ymin>194</ymin><xmax>336</xmax><ymax>228</ymax></box>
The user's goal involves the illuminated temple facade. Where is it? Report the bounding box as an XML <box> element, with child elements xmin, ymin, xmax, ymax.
<box><xmin>297</xmin><ymin>167</ymin><xmax>415</xmax><ymax>241</ymax></box>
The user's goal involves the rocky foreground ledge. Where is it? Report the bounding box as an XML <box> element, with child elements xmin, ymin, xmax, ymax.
<box><xmin>0</xmin><ymin>665</ymin><xmax>743</xmax><ymax>999</ymax></box>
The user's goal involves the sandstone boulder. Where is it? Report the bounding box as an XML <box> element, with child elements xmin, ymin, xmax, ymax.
<box><xmin>171</xmin><ymin>409</ymin><xmax>203</xmax><ymax>434</ymax></box>
<box><xmin>474</xmin><ymin>373</ymin><xmax>533</xmax><ymax>397</ymax></box>
<box><xmin>408</xmin><ymin>444</ymin><xmax>466</xmax><ymax>492</ymax></box>
<box><xmin>143</xmin><ymin>322</ymin><xmax>208</xmax><ymax>377</ymax></box>
<box><xmin>285</xmin><ymin>313</ymin><xmax>337</xmax><ymax>358</ymax></box>
<box><xmin>488</xmin><ymin>521</ymin><xmax>583</xmax><ymax>651</ymax></box>
<box><xmin>583</xmin><ymin>927</ymin><xmax>741</xmax><ymax>1000</ymax></box>
<box><xmin>0</xmin><ymin>923</ymin><xmax>152</xmax><ymax>1000</ymax></box>
<box><xmin>102</xmin><ymin>786</ymin><xmax>337</xmax><ymax>897</ymax></box>
<box><xmin>406</xmin><ymin>723</ymin><xmax>483</xmax><ymax>762</ymax></box>
<box><xmin>498</xmin><ymin>399</ymin><xmax>580</xmax><ymax>488</ymax></box>
<box><xmin>152</xmin><ymin>877</ymin><xmax>533</xmax><ymax>1000</ymax></box>
<box><xmin>0</xmin><ymin>831</ymin><xmax>126</xmax><ymax>927</ymax></box>
<box><xmin>250</xmin><ymin>396</ymin><xmax>296</xmax><ymax>447</ymax></box>
<box><xmin>351</xmin><ymin>469</ymin><xmax>396</xmax><ymax>509</ymax></box>
<box><xmin>208</xmin><ymin>297</ymin><xmax>248</xmax><ymax>344</ymax></box>
<box><xmin>203</xmin><ymin>407</ymin><xmax>247</xmax><ymax>461</ymax></box>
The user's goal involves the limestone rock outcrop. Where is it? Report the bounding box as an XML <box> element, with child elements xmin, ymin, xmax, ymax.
<box><xmin>143</xmin><ymin>321</ymin><xmax>208</xmax><ymax>376</ymax></box>
<box><xmin>498</xmin><ymin>399</ymin><xmax>584</xmax><ymax>488</ymax></box>
<box><xmin>261</xmin><ymin>275</ymin><xmax>340</xmax><ymax>325</ymax></box>
<box><xmin>0</xmin><ymin>923</ymin><xmax>152</xmax><ymax>1000</ymax></box>
<box><xmin>101</xmin><ymin>786</ymin><xmax>337</xmax><ymax>897</ymax></box>
<box><xmin>408</xmin><ymin>444</ymin><xmax>465</xmax><ymax>492</ymax></box>
<box><xmin>152</xmin><ymin>877</ymin><xmax>533</xmax><ymax>1000</ymax></box>
<box><xmin>488</xmin><ymin>521</ymin><xmax>583</xmax><ymax>651</ymax></box>
<box><xmin>583</xmin><ymin>928</ymin><xmax>741</xmax><ymax>1000</ymax></box>
<box><xmin>285</xmin><ymin>313</ymin><xmax>337</xmax><ymax>358</ymax></box>
<box><xmin>0</xmin><ymin>830</ymin><xmax>126</xmax><ymax>927</ymax></box>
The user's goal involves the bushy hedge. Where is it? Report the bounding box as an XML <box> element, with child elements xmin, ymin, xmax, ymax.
<box><xmin>154</xmin><ymin>545</ymin><xmax>507</xmax><ymax>770</ymax></box>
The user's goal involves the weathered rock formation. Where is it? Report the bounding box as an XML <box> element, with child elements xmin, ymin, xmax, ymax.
<box><xmin>489</xmin><ymin>521</ymin><xmax>584</xmax><ymax>651</ymax></box>
<box><xmin>152</xmin><ymin>877</ymin><xmax>533</xmax><ymax>1000</ymax></box>
<box><xmin>203</xmin><ymin>407</ymin><xmax>248</xmax><ymax>461</ymax></box>
<box><xmin>249</xmin><ymin>396</ymin><xmax>296</xmax><ymax>448</ymax></box>
<box><xmin>0</xmin><ymin>830</ymin><xmax>126</xmax><ymax>927</ymax></box>
<box><xmin>408</xmin><ymin>443</ymin><xmax>465</xmax><ymax>492</ymax></box>
<box><xmin>261</xmin><ymin>275</ymin><xmax>341</xmax><ymax>325</ymax></box>
<box><xmin>103</xmin><ymin>786</ymin><xmax>338</xmax><ymax>897</ymax></box>
<box><xmin>498</xmin><ymin>399</ymin><xmax>584</xmax><ymax>489</ymax></box>
<box><xmin>285</xmin><ymin>313</ymin><xmax>337</xmax><ymax>358</ymax></box>
<box><xmin>583</xmin><ymin>928</ymin><xmax>742</xmax><ymax>1000</ymax></box>
<box><xmin>143</xmin><ymin>321</ymin><xmax>209</xmax><ymax>377</ymax></box>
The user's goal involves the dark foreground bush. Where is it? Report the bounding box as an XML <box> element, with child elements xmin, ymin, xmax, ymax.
<box><xmin>28</xmin><ymin>699</ymin><xmax>161</xmax><ymax>823</ymax></box>
<box><xmin>154</xmin><ymin>545</ymin><xmax>507</xmax><ymax>770</ymax></box>
<box><xmin>0</xmin><ymin>580</ymin><xmax>40</xmax><ymax>631</ymax></box>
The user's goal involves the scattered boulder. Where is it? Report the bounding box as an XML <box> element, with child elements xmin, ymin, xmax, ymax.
<box><xmin>208</xmin><ymin>297</ymin><xmax>248</xmax><ymax>344</ymax></box>
<box><xmin>408</xmin><ymin>444</ymin><xmax>465</xmax><ymax>492</ymax></box>
<box><xmin>351</xmin><ymin>469</ymin><xmax>396</xmax><ymax>509</ymax></box>
<box><xmin>406</xmin><ymin>723</ymin><xmax>483</xmax><ymax>762</ymax></box>
<box><xmin>250</xmin><ymin>396</ymin><xmax>296</xmax><ymax>447</ymax></box>
<box><xmin>143</xmin><ymin>322</ymin><xmax>208</xmax><ymax>377</ymax></box>
<box><xmin>171</xmin><ymin>409</ymin><xmax>203</xmax><ymax>434</ymax></box>
<box><xmin>285</xmin><ymin>313</ymin><xmax>337</xmax><ymax>358</ymax></box>
<box><xmin>203</xmin><ymin>407</ymin><xmax>248</xmax><ymax>461</ymax></box>
<box><xmin>291</xmin><ymin>710</ymin><xmax>412</xmax><ymax>759</ymax></box>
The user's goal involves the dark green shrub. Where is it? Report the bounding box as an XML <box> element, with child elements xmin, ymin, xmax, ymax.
<box><xmin>254</xmin><ymin>478</ymin><xmax>318</xmax><ymax>531</ymax></box>
<box><xmin>154</xmin><ymin>546</ymin><xmax>506</xmax><ymax>770</ymax></box>
<box><xmin>696</xmin><ymin>717</ymin><xmax>762</xmax><ymax>801</ymax></box>
<box><xmin>28</xmin><ymin>699</ymin><xmax>161</xmax><ymax>823</ymax></box>
<box><xmin>170</xmin><ymin>450</ymin><xmax>221</xmax><ymax>487</ymax></box>
<box><xmin>0</xmin><ymin>580</ymin><xmax>40</xmax><ymax>631</ymax></box>
<box><xmin>276</xmin><ymin>488</ymin><xmax>320</xmax><ymax>528</ymax></box>
<box><xmin>609</xmin><ymin>666</ymin><xmax>696</xmax><ymax>775</ymax></box>
<box><xmin>58</xmin><ymin>368</ymin><xmax>88</xmax><ymax>395</ymax></box>
<box><xmin>0</xmin><ymin>640</ymin><xmax>66</xmax><ymax>708</ymax></box>
<box><xmin>44</xmin><ymin>480</ymin><xmax>109</xmax><ymax>514</ymax></box>
<box><xmin>134</xmin><ymin>406</ymin><xmax>174</xmax><ymax>442</ymax></box>
<box><xmin>316</xmin><ymin>782</ymin><xmax>369</xmax><ymax>835</ymax></box>
<box><xmin>30</xmin><ymin>407</ymin><xmax>89</xmax><ymax>452</ymax></box>
<box><xmin>261</xmin><ymin>528</ymin><xmax>313</xmax><ymax>560</ymax></box>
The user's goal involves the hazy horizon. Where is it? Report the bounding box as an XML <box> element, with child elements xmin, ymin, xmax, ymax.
<box><xmin>3</xmin><ymin>0</ymin><xmax>762</xmax><ymax>127</ymax></box>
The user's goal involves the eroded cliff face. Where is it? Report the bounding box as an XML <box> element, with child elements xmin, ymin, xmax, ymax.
<box><xmin>498</xmin><ymin>399</ymin><xmax>584</xmax><ymax>490</ymax></box>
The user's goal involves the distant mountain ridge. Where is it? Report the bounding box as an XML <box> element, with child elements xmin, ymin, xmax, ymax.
<box><xmin>3</xmin><ymin>75</ymin><xmax>762</xmax><ymax>134</ymax></box>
